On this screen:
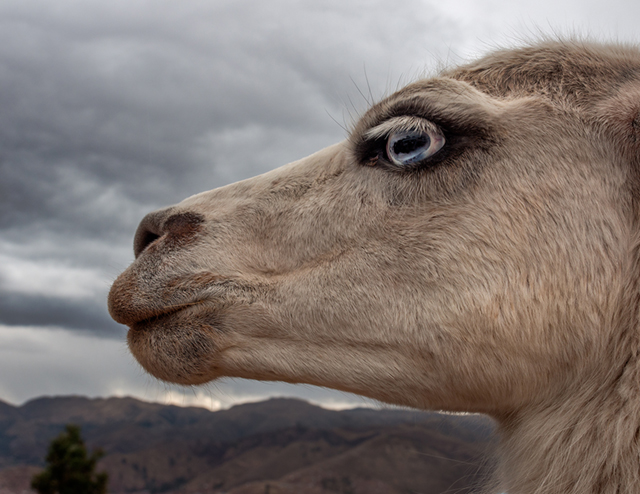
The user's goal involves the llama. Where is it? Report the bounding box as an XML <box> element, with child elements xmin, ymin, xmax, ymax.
<box><xmin>108</xmin><ymin>40</ymin><xmax>640</xmax><ymax>493</ymax></box>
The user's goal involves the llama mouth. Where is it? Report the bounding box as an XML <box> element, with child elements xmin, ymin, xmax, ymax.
<box><xmin>127</xmin><ymin>303</ymin><xmax>202</xmax><ymax>330</ymax></box>
<box><xmin>108</xmin><ymin>268</ymin><xmax>238</xmax><ymax>328</ymax></box>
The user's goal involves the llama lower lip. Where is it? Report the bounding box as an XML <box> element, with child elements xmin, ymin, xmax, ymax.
<box><xmin>129</xmin><ymin>314</ymin><xmax>177</xmax><ymax>332</ymax></box>
<box><xmin>128</xmin><ymin>305</ymin><xmax>196</xmax><ymax>331</ymax></box>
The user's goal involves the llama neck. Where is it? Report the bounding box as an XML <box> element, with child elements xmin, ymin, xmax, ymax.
<box><xmin>494</xmin><ymin>367</ymin><xmax>640</xmax><ymax>494</ymax></box>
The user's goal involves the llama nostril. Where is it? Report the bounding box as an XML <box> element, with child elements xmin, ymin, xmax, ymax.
<box><xmin>133</xmin><ymin>209</ymin><xmax>205</xmax><ymax>258</ymax></box>
<box><xmin>133</xmin><ymin>210</ymin><xmax>167</xmax><ymax>258</ymax></box>
<box><xmin>134</xmin><ymin>230</ymin><xmax>160</xmax><ymax>258</ymax></box>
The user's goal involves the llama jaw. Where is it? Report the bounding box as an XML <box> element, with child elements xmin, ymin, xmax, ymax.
<box><xmin>126</xmin><ymin>309</ymin><xmax>224</xmax><ymax>385</ymax></box>
<box><xmin>115</xmin><ymin>295</ymin><xmax>226</xmax><ymax>385</ymax></box>
<box><xmin>109</xmin><ymin>267</ymin><xmax>262</xmax><ymax>384</ymax></box>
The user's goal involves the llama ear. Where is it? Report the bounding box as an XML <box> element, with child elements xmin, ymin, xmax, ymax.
<box><xmin>595</xmin><ymin>82</ymin><xmax>640</xmax><ymax>165</ymax></box>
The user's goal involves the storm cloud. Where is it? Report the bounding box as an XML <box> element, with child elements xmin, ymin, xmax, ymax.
<box><xmin>0</xmin><ymin>0</ymin><xmax>460</xmax><ymax>336</ymax></box>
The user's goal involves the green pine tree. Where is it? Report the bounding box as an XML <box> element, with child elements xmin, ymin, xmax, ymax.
<box><xmin>31</xmin><ymin>424</ymin><xmax>108</xmax><ymax>494</ymax></box>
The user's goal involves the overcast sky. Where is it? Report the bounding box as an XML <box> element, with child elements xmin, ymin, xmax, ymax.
<box><xmin>1</xmin><ymin>0</ymin><xmax>638</xmax><ymax>411</ymax></box>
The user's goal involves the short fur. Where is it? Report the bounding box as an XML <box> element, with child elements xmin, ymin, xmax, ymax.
<box><xmin>109</xmin><ymin>41</ymin><xmax>640</xmax><ymax>493</ymax></box>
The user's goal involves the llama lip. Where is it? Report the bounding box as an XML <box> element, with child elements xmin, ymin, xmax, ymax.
<box><xmin>108</xmin><ymin>268</ymin><xmax>235</xmax><ymax>327</ymax></box>
<box><xmin>127</xmin><ymin>303</ymin><xmax>202</xmax><ymax>330</ymax></box>
<box><xmin>128</xmin><ymin>310</ymin><xmax>181</xmax><ymax>330</ymax></box>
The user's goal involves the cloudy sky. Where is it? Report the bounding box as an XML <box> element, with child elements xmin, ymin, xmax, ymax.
<box><xmin>1</xmin><ymin>0</ymin><xmax>638</xmax><ymax>411</ymax></box>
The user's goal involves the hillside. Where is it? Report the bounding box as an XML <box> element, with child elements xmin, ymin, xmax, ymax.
<box><xmin>0</xmin><ymin>396</ymin><xmax>496</xmax><ymax>494</ymax></box>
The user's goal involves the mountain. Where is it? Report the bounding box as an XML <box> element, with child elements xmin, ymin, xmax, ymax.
<box><xmin>0</xmin><ymin>396</ymin><xmax>496</xmax><ymax>494</ymax></box>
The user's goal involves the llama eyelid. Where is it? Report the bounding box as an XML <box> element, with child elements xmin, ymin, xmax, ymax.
<box><xmin>363</xmin><ymin>116</ymin><xmax>443</xmax><ymax>141</ymax></box>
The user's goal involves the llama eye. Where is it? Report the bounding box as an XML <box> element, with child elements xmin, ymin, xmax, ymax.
<box><xmin>386</xmin><ymin>129</ymin><xmax>445</xmax><ymax>166</ymax></box>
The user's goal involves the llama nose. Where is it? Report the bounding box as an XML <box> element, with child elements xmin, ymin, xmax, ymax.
<box><xmin>133</xmin><ymin>210</ymin><xmax>166</xmax><ymax>258</ymax></box>
<box><xmin>133</xmin><ymin>210</ymin><xmax>206</xmax><ymax>258</ymax></box>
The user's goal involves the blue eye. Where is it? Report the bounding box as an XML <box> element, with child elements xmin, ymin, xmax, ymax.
<box><xmin>386</xmin><ymin>129</ymin><xmax>445</xmax><ymax>166</ymax></box>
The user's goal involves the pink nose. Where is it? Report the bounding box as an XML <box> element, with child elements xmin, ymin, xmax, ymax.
<box><xmin>133</xmin><ymin>209</ymin><xmax>204</xmax><ymax>258</ymax></box>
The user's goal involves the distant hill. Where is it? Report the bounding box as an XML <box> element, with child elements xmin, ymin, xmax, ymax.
<box><xmin>0</xmin><ymin>396</ymin><xmax>496</xmax><ymax>494</ymax></box>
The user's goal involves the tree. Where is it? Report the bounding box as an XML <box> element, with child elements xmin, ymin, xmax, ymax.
<box><xmin>31</xmin><ymin>424</ymin><xmax>108</xmax><ymax>494</ymax></box>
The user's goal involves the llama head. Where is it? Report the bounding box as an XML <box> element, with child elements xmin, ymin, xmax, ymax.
<box><xmin>109</xmin><ymin>41</ymin><xmax>640</xmax><ymax>417</ymax></box>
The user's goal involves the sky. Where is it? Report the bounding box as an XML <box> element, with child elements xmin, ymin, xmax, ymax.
<box><xmin>0</xmin><ymin>0</ymin><xmax>639</xmax><ymax>411</ymax></box>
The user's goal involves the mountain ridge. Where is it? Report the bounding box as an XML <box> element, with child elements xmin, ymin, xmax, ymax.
<box><xmin>0</xmin><ymin>395</ymin><xmax>495</xmax><ymax>494</ymax></box>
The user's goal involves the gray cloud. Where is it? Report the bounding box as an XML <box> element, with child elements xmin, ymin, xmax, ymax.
<box><xmin>0</xmin><ymin>0</ymin><xmax>462</xmax><ymax>336</ymax></box>
<box><xmin>0</xmin><ymin>293</ymin><xmax>121</xmax><ymax>335</ymax></box>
